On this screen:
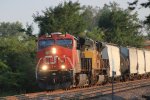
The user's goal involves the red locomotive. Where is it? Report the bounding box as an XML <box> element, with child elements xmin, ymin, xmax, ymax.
<box><xmin>36</xmin><ymin>32</ymin><xmax>79</xmax><ymax>90</ymax></box>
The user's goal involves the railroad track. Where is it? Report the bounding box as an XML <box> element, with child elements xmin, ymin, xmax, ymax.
<box><xmin>1</xmin><ymin>78</ymin><xmax>150</xmax><ymax>100</ymax></box>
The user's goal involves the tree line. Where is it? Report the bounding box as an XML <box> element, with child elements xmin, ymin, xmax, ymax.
<box><xmin>0</xmin><ymin>22</ymin><xmax>40</xmax><ymax>96</ymax></box>
<box><xmin>0</xmin><ymin>1</ymin><xmax>150</xmax><ymax>96</ymax></box>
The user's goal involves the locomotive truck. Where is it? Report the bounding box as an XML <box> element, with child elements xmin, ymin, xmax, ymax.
<box><xmin>36</xmin><ymin>32</ymin><xmax>150</xmax><ymax>90</ymax></box>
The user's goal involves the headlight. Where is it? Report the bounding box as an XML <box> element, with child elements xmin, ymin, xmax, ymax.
<box><xmin>41</xmin><ymin>65</ymin><xmax>48</xmax><ymax>71</ymax></box>
<box><xmin>52</xmin><ymin>47</ymin><xmax>56</xmax><ymax>54</ymax></box>
<box><xmin>61</xmin><ymin>65</ymin><xmax>66</xmax><ymax>69</ymax></box>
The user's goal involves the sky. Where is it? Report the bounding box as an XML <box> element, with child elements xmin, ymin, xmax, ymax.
<box><xmin>0</xmin><ymin>0</ymin><xmax>150</xmax><ymax>34</ymax></box>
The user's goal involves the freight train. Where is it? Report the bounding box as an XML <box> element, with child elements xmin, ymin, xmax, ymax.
<box><xmin>36</xmin><ymin>32</ymin><xmax>150</xmax><ymax>90</ymax></box>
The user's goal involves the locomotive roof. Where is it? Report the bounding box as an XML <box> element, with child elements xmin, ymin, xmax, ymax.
<box><xmin>38</xmin><ymin>32</ymin><xmax>75</xmax><ymax>39</ymax></box>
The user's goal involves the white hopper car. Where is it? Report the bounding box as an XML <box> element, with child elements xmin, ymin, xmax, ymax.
<box><xmin>100</xmin><ymin>43</ymin><xmax>150</xmax><ymax>81</ymax></box>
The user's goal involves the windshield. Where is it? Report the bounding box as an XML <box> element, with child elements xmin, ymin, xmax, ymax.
<box><xmin>38</xmin><ymin>39</ymin><xmax>54</xmax><ymax>50</ymax></box>
<box><xmin>56</xmin><ymin>39</ymin><xmax>72</xmax><ymax>48</ymax></box>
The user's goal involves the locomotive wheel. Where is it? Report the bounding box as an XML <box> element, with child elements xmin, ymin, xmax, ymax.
<box><xmin>61</xmin><ymin>82</ymin><xmax>71</xmax><ymax>89</ymax></box>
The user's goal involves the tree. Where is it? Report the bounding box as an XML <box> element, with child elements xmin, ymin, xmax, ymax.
<box><xmin>81</xmin><ymin>6</ymin><xmax>101</xmax><ymax>31</ymax></box>
<box><xmin>33</xmin><ymin>1</ymin><xmax>87</xmax><ymax>36</ymax></box>
<box><xmin>145</xmin><ymin>25</ymin><xmax>150</xmax><ymax>39</ymax></box>
<box><xmin>0</xmin><ymin>21</ymin><xmax>38</xmax><ymax>95</ymax></box>
<box><xmin>128</xmin><ymin>0</ymin><xmax>150</xmax><ymax>25</ymax></box>
<box><xmin>85</xmin><ymin>27</ymin><xmax>104</xmax><ymax>41</ymax></box>
<box><xmin>0</xmin><ymin>36</ymin><xmax>37</xmax><ymax>95</ymax></box>
<box><xmin>23</xmin><ymin>23</ymin><xmax>34</xmax><ymax>36</ymax></box>
<box><xmin>128</xmin><ymin>0</ymin><xmax>150</xmax><ymax>39</ymax></box>
<box><xmin>98</xmin><ymin>3</ymin><xmax>144</xmax><ymax>47</ymax></box>
<box><xmin>0</xmin><ymin>21</ymin><xmax>24</xmax><ymax>37</ymax></box>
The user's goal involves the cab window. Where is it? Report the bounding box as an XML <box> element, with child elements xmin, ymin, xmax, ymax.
<box><xmin>38</xmin><ymin>39</ymin><xmax>54</xmax><ymax>50</ymax></box>
<box><xmin>56</xmin><ymin>39</ymin><xmax>72</xmax><ymax>48</ymax></box>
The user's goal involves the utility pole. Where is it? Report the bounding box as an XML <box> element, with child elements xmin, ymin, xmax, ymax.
<box><xmin>112</xmin><ymin>71</ymin><xmax>116</xmax><ymax>100</ymax></box>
